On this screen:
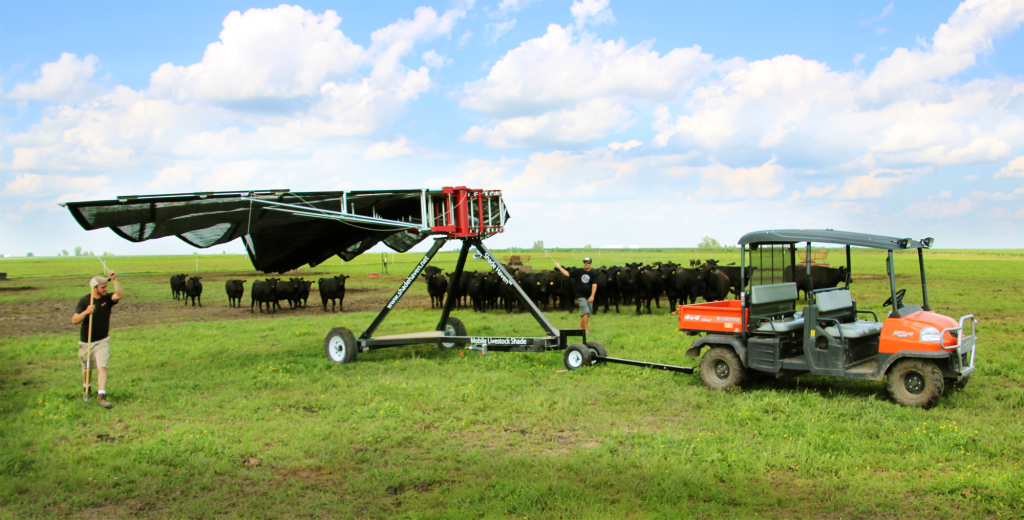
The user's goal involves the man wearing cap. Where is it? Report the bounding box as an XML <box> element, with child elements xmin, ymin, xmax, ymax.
<box><xmin>71</xmin><ymin>270</ymin><xmax>123</xmax><ymax>409</ymax></box>
<box><xmin>554</xmin><ymin>257</ymin><xmax>597</xmax><ymax>333</ymax></box>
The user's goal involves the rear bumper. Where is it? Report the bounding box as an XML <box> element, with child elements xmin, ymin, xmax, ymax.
<box><xmin>942</xmin><ymin>314</ymin><xmax>977</xmax><ymax>377</ymax></box>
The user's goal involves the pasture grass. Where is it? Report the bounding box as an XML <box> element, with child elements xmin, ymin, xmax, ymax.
<box><xmin>1</xmin><ymin>248</ymin><xmax>1023</xmax><ymax>518</ymax></box>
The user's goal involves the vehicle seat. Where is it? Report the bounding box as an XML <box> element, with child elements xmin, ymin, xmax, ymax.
<box><xmin>750</xmin><ymin>282</ymin><xmax>805</xmax><ymax>333</ymax></box>
<box><xmin>816</xmin><ymin>289</ymin><xmax>883</xmax><ymax>338</ymax></box>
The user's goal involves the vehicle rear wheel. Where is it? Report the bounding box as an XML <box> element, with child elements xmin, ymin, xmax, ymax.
<box><xmin>887</xmin><ymin>359</ymin><xmax>944</xmax><ymax>408</ymax></box>
<box><xmin>698</xmin><ymin>346</ymin><xmax>745</xmax><ymax>390</ymax></box>
<box><xmin>324</xmin><ymin>327</ymin><xmax>358</xmax><ymax>364</ymax></box>
<box><xmin>439</xmin><ymin>317</ymin><xmax>467</xmax><ymax>350</ymax></box>
<box><xmin>563</xmin><ymin>343</ymin><xmax>593</xmax><ymax>370</ymax></box>
<box><xmin>585</xmin><ymin>341</ymin><xmax>607</xmax><ymax>364</ymax></box>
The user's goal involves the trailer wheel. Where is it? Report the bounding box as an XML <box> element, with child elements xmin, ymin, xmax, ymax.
<box><xmin>887</xmin><ymin>359</ymin><xmax>944</xmax><ymax>408</ymax></box>
<box><xmin>439</xmin><ymin>317</ymin><xmax>467</xmax><ymax>350</ymax></box>
<box><xmin>585</xmin><ymin>341</ymin><xmax>607</xmax><ymax>365</ymax></box>
<box><xmin>563</xmin><ymin>343</ymin><xmax>593</xmax><ymax>371</ymax></box>
<box><xmin>698</xmin><ymin>346</ymin><xmax>745</xmax><ymax>390</ymax></box>
<box><xmin>325</xmin><ymin>327</ymin><xmax>358</xmax><ymax>364</ymax></box>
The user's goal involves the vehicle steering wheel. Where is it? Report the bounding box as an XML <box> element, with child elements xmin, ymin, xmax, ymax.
<box><xmin>883</xmin><ymin>288</ymin><xmax>907</xmax><ymax>308</ymax></box>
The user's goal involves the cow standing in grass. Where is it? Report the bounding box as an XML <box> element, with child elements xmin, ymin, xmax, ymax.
<box><xmin>184</xmin><ymin>277</ymin><xmax>203</xmax><ymax>307</ymax></box>
<box><xmin>251</xmin><ymin>278</ymin><xmax>278</xmax><ymax>314</ymax></box>
<box><xmin>225</xmin><ymin>280</ymin><xmax>246</xmax><ymax>308</ymax></box>
<box><xmin>318</xmin><ymin>275</ymin><xmax>349</xmax><ymax>312</ymax></box>
<box><xmin>170</xmin><ymin>274</ymin><xmax>188</xmax><ymax>300</ymax></box>
<box><xmin>422</xmin><ymin>266</ymin><xmax>448</xmax><ymax>309</ymax></box>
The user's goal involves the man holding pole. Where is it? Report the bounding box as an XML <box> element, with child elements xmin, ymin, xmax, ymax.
<box><xmin>554</xmin><ymin>257</ymin><xmax>597</xmax><ymax>334</ymax></box>
<box><xmin>71</xmin><ymin>271</ymin><xmax>123</xmax><ymax>408</ymax></box>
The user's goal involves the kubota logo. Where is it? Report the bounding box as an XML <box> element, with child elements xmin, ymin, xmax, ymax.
<box><xmin>893</xmin><ymin>330</ymin><xmax>914</xmax><ymax>338</ymax></box>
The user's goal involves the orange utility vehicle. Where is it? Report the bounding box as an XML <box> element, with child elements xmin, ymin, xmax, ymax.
<box><xmin>681</xmin><ymin>229</ymin><xmax>976</xmax><ymax>408</ymax></box>
<box><xmin>563</xmin><ymin>229</ymin><xmax>977</xmax><ymax>408</ymax></box>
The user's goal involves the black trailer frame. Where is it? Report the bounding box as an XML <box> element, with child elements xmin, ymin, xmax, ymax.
<box><xmin>341</xmin><ymin>236</ymin><xmax>588</xmax><ymax>360</ymax></box>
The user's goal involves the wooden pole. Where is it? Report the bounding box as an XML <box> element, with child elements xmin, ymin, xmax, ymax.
<box><xmin>83</xmin><ymin>292</ymin><xmax>94</xmax><ymax>401</ymax></box>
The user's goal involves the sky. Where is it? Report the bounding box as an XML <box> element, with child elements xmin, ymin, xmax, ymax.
<box><xmin>2</xmin><ymin>0</ymin><xmax>1024</xmax><ymax>258</ymax></box>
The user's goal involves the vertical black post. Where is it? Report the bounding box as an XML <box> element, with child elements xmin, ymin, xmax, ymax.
<box><xmin>845</xmin><ymin>245</ymin><xmax>852</xmax><ymax>288</ymax></box>
<box><xmin>360</xmin><ymin>237</ymin><xmax>448</xmax><ymax>340</ymax></box>
<box><xmin>474</xmin><ymin>239</ymin><xmax>559</xmax><ymax>337</ymax></box>
<box><xmin>805</xmin><ymin>242</ymin><xmax>814</xmax><ymax>301</ymax></box>
<box><xmin>740</xmin><ymin>245</ymin><xmax>746</xmax><ymax>332</ymax></box>
<box><xmin>918</xmin><ymin>248</ymin><xmax>931</xmax><ymax>311</ymax></box>
<box><xmin>437</xmin><ymin>240</ymin><xmax>471</xmax><ymax>331</ymax></box>
<box><xmin>887</xmin><ymin>250</ymin><xmax>898</xmax><ymax>312</ymax></box>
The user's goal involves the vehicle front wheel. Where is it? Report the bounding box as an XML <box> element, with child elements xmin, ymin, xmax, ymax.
<box><xmin>563</xmin><ymin>343</ymin><xmax>593</xmax><ymax>370</ymax></box>
<box><xmin>324</xmin><ymin>327</ymin><xmax>358</xmax><ymax>364</ymax></box>
<box><xmin>698</xmin><ymin>346</ymin><xmax>745</xmax><ymax>390</ymax></box>
<box><xmin>887</xmin><ymin>358</ymin><xmax>944</xmax><ymax>408</ymax></box>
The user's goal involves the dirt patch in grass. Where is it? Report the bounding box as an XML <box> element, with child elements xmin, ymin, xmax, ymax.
<box><xmin>0</xmin><ymin>280</ymin><xmax>437</xmax><ymax>337</ymax></box>
<box><xmin>0</xmin><ymin>286</ymin><xmax>36</xmax><ymax>292</ymax></box>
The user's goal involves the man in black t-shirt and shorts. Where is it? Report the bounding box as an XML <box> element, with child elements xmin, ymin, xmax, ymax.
<box><xmin>71</xmin><ymin>270</ymin><xmax>124</xmax><ymax>409</ymax></box>
<box><xmin>554</xmin><ymin>257</ymin><xmax>597</xmax><ymax>333</ymax></box>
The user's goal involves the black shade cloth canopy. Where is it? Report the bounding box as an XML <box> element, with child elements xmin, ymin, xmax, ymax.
<box><xmin>63</xmin><ymin>189</ymin><xmax>486</xmax><ymax>273</ymax></box>
<box><xmin>739</xmin><ymin>229</ymin><xmax>931</xmax><ymax>250</ymax></box>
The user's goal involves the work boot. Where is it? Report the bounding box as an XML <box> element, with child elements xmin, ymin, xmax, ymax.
<box><xmin>97</xmin><ymin>394</ymin><xmax>113</xmax><ymax>409</ymax></box>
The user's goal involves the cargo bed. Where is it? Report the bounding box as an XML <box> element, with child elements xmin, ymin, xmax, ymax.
<box><xmin>677</xmin><ymin>300</ymin><xmax>747</xmax><ymax>334</ymax></box>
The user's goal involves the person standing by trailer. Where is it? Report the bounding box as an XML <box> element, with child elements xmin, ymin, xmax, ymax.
<box><xmin>554</xmin><ymin>257</ymin><xmax>597</xmax><ymax>333</ymax></box>
<box><xmin>70</xmin><ymin>271</ymin><xmax>124</xmax><ymax>409</ymax></box>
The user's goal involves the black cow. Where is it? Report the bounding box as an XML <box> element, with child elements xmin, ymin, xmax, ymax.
<box><xmin>170</xmin><ymin>274</ymin><xmax>188</xmax><ymax>300</ymax></box>
<box><xmin>421</xmin><ymin>266</ymin><xmax>448</xmax><ymax>309</ymax></box>
<box><xmin>225</xmin><ymin>279</ymin><xmax>246</xmax><ymax>307</ymax></box>
<box><xmin>184</xmin><ymin>277</ymin><xmax>203</xmax><ymax>307</ymax></box>
<box><xmin>783</xmin><ymin>265</ymin><xmax>849</xmax><ymax>300</ymax></box>
<box><xmin>295</xmin><ymin>280</ymin><xmax>313</xmax><ymax>308</ymax></box>
<box><xmin>701</xmin><ymin>267</ymin><xmax>730</xmax><ymax>302</ymax></box>
<box><xmin>251</xmin><ymin>278</ymin><xmax>278</xmax><ymax>314</ymax></box>
<box><xmin>703</xmin><ymin>261</ymin><xmax>755</xmax><ymax>298</ymax></box>
<box><xmin>274</xmin><ymin>278</ymin><xmax>302</xmax><ymax>310</ymax></box>
<box><xmin>632</xmin><ymin>265</ymin><xmax>663</xmax><ymax>315</ymax></box>
<box><xmin>318</xmin><ymin>275</ymin><xmax>349</xmax><ymax>312</ymax></box>
<box><xmin>467</xmin><ymin>272</ymin><xmax>489</xmax><ymax>311</ymax></box>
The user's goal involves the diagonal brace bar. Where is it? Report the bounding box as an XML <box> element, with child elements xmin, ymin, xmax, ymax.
<box><xmin>361</xmin><ymin>237</ymin><xmax>448</xmax><ymax>340</ymax></box>
<box><xmin>472</xmin><ymin>238</ymin><xmax>559</xmax><ymax>337</ymax></box>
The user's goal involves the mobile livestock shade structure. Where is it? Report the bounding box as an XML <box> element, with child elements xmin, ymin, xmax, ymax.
<box><xmin>63</xmin><ymin>187</ymin><xmax>601</xmax><ymax>364</ymax></box>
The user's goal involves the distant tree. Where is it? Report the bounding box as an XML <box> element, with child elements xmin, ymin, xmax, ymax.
<box><xmin>697</xmin><ymin>236</ymin><xmax>721</xmax><ymax>248</ymax></box>
<box><xmin>102</xmin><ymin>252</ymin><xmax>114</xmax><ymax>256</ymax></box>
<box><xmin>584</xmin><ymin>244</ymin><xmax>592</xmax><ymax>249</ymax></box>
<box><xmin>532</xmin><ymin>240</ymin><xmax>544</xmax><ymax>250</ymax></box>
<box><xmin>61</xmin><ymin>249</ymin><xmax>69</xmax><ymax>257</ymax></box>
<box><xmin>74</xmin><ymin>246</ymin><xmax>82</xmax><ymax>256</ymax></box>
<box><xmin>26</xmin><ymin>252</ymin><xmax>33</xmax><ymax>257</ymax></box>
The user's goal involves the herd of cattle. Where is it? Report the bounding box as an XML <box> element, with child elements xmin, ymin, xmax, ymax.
<box><xmin>169</xmin><ymin>273</ymin><xmax>350</xmax><ymax>313</ymax></box>
<box><xmin>167</xmin><ymin>261</ymin><xmax>849</xmax><ymax>315</ymax></box>
<box><xmin>420</xmin><ymin>261</ymin><xmax>850</xmax><ymax>315</ymax></box>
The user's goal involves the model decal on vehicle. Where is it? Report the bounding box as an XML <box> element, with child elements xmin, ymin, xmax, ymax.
<box><xmin>893</xmin><ymin>330</ymin><xmax>914</xmax><ymax>338</ymax></box>
<box><xmin>471</xmin><ymin>337</ymin><xmax>528</xmax><ymax>346</ymax></box>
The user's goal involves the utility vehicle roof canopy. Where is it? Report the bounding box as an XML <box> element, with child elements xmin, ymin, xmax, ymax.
<box><xmin>739</xmin><ymin>229</ymin><xmax>933</xmax><ymax>250</ymax></box>
<box><xmin>64</xmin><ymin>188</ymin><xmax>509</xmax><ymax>273</ymax></box>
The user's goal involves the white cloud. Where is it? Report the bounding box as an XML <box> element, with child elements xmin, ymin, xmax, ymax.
<box><xmin>903</xmin><ymin>197</ymin><xmax>978</xmax><ymax>219</ymax></box>
<box><xmin>861</xmin><ymin>0</ymin><xmax>1024</xmax><ymax>102</ymax></box>
<box><xmin>986</xmin><ymin>206</ymin><xmax>1012</xmax><ymax>218</ymax></box>
<box><xmin>461</xmin><ymin>24</ymin><xmax>712</xmax><ymax>117</ymax></box>
<box><xmin>853</xmin><ymin>53</ymin><xmax>866</xmax><ymax>66</ymax></box>
<box><xmin>4</xmin><ymin>172</ymin><xmax>112</xmax><ymax>197</ymax></box>
<box><xmin>608</xmin><ymin>140</ymin><xmax>642</xmax><ymax>151</ymax></box>
<box><xmin>422</xmin><ymin>50</ymin><xmax>450</xmax><ymax>69</ymax></box>
<box><xmin>665</xmin><ymin>158</ymin><xmax>785</xmax><ymax>199</ymax></box>
<box><xmin>149</xmin><ymin>162</ymin><xmax>196</xmax><ymax>189</ymax></box>
<box><xmin>571</xmin><ymin>0</ymin><xmax>615</xmax><ymax>30</ymax></box>
<box><xmin>861</xmin><ymin>1</ymin><xmax>895</xmax><ymax>25</ymax></box>
<box><xmin>462</xmin><ymin>98</ymin><xmax>633</xmax><ymax>148</ymax></box>
<box><xmin>363</xmin><ymin>137</ymin><xmax>414</xmax><ymax>160</ymax></box>
<box><xmin>7</xmin><ymin>53</ymin><xmax>103</xmax><ymax>101</ymax></box>
<box><xmin>486</xmin><ymin>19</ymin><xmax>517</xmax><ymax>42</ymax></box>
<box><xmin>834</xmin><ymin>168</ymin><xmax>926</xmax><ymax>200</ymax></box>
<box><xmin>995</xmin><ymin>155</ymin><xmax>1024</xmax><ymax>178</ymax></box>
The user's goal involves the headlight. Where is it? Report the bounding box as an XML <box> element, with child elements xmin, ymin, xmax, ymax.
<box><xmin>920</xmin><ymin>326</ymin><xmax>941</xmax><ymax>342</ymax></box>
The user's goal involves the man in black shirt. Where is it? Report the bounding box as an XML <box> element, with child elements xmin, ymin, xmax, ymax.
<box><xmin>554</xmin><ymin>257</ymin><xmax>598</xmax><ymax>333</ymax></box>
<box><xmin>71</xmin><ymin>270</ymin><xmax>124</xmax><ymax>408</ymax></box>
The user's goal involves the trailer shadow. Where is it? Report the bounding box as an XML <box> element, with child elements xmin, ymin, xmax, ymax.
<box><xmin>743</xmin><ymin>373</ymin><xmax>889</xmax><ymax>402</ymax></box>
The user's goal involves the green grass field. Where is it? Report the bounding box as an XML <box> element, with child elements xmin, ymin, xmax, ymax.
<box><xmin>1</xmin><ymin>248</ymin><xmax>1023</xmax><ymax>519</ymax></box>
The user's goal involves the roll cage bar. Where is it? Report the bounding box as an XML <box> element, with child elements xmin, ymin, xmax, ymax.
<box><xmin>737</xmin><ymin>229</ymin><xmax>935</xmax><ymax>315</ymax></box>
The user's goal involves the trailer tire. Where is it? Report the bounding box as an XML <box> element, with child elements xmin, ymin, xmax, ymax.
<box><xmin>325</xmin><ymin>327</ymin><xmax>358</xmax><ymax>364</ymax></box>
<box><xmin>887</xmin><ymin>359</ymin><xmax>944</xmax><ymax>408</ymax></box>
<box><xmin>585</xmin><ymin>341</ymin><xmax>607</xmax><ymax>364</ymax></box>
<box><xmin>439</xmin><ymin>317</ymin><xmax>467</xmax><ymax>350</ymax></box>
<box><xmin>698</xmin><ymin>346</ymin><xmax>745</xmax><ymax>390</ymax></box>
<box><xmin>563</xmin><ymin>343</ymin><xmax>593</xmax><ymax>371</ymax></box>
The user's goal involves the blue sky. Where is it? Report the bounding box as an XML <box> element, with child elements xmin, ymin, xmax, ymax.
<box><xmin>2</xmin><ymin>0</ymin><xmax>1023</xmax><ymax>257</ymax></box>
